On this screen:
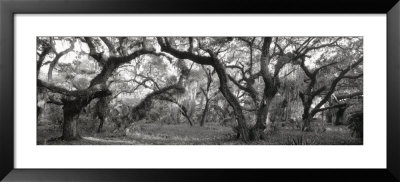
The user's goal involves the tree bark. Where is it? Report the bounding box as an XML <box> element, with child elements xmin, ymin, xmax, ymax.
<box><xmin>200</xmin><ymin>98</ymin><xmax>209</xmax><ymax>127</ymax></box>
<box><xmin>251</xmin><ymin>84</ymin><xmax>278</xmax><ymax>139</ymax></box>
<box><xmin>97</xmin><ymin>115</ymin><xmax>104</xmax><ymax>133</ymax></box>
<box><xmin>302</xmin><ymin>117</ymin><xmax>311</xmax><ymax>131</ymax></box>
<box><xmin>61</xmin><ymin>102</ymin><xmax>81</xmax><ymax>140</ymax></box>
<box><xmin>302</xmin><ymin>117</ymin><xmax>312</xmax><ymax>132</ymax></box>
<box><xmin>333</xmin><ymin>107</ymin><xmax>346</xmax><ymax>125</ymax></box>
<box><xmin>199</xmin><ymin>66</ymin><xmax>213</xmax><ymax>127</ymax></box>
<box><xmin>251</xmin><ymin>97</ymin><xmax>271</xmax><ymax>140</ymax></box>
<box><xmin>300</xmin><ymin>95</ymin><xmax>312</xmax><ymax>131</ymax></box>
<box><xmin>39</xmin><ymin>79</ymin><xmax>112</xmax><ymax>140</ymax></box>
<box><xmin>95</xmin><ymin>97</ymin><xmax>108</xmax><ymax>133</ymax></box>
<box><xmin>180</xmin><ymin>107</ymin><xmax>194</xmax><ymax>126</ymax></box>
<box><xmin>249</xmin><ymin>37</ymin><xmax>277</xmax><ymax>140</ymax></box>
<box><xmin>214</xmin><ymin>61</ymin><xmax>250</xmax><ymax>142</ymax></box>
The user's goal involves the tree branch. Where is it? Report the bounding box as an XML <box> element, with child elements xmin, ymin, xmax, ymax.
<box><xmin>38</xmin><ymin>79</ymin><xmax>110</xmax><ymax>98</ymax></box>
<box><xmin>260</xmin><ymin>37</ymin><xmax>273</xmax><ymax>81</ymax></box>
<box><xmin>188</xmin><ymin>37</ymin><xmax>194</xmax><ymax>53</ymax></box>
<box><xmin>48</xmin><ymin>38</ymin><xmax>75</xmax><ymax>81</ymax></box>
<box><xmin>299</xmin><ymin>56</ymin><xmax>313</xmax><ymax>78</ymax></box>
<box><xmin>84</xmin><ymin>37</ymin><xmax>105</xmax><ymax>65</ymax></box>
<box><xmin>37</xmin><ymin>41</ymin><xmax>52</xmax><ymax>77</ymax></box>
<box><xmin>335</xmin><ymin>91</ymin><xmax>363</xmax><ymax>100</ymax></box>
<box><xmin>300</xmin><ymin>38</ymin><xmax>341</xmax><ymax>56</ymax></box>
<box><xmin>311</xmin><ymin>86</ymin><xmax>326</xmax><ymax>98</ymax></box>
<box><xmin>89</xmin><ymin>49</ymin><xmax>154</xmax><ymax>87</ymax></box>
<box><xmin>100</xmin><ymin>37</ymin><xmax>116</xmax><ymax>53</ymax></box>
<box><xmin>136</xmin><ymin>74</ymin><xmax>160</xmax><ymax>90</ymax></box>
<box><xmin>282</xmin><ymin>68</ymin><xmax>296</xmax><ymax>78</ymax></box>
<box><xmin>342</xmin><ymin>73</ymin><xmax>363</xmax><ymax>79</ymax></box>
<box><xmin>226</xmin><ymin>64</ymin><xmax>246</xmax><ymax>78</ymax></box>
<box><xmin>157</xmin><ymin>37</ymin><xmax>214</xmax><ymax>65</ymax></box>
<box><xmin>228</xmin><ymin>75</ymin><xmax>248</xmax><ymax>91</ymax></box>
<box><xmin>313</xmin><ymin>103</ymin><xmax>347</xmax><ymax>113</ymax></box>
<box><xmin>158</xmin><ymin>95</ymin><xmax>193</xmax><ymax>126</ymax></box>
<box><xmin>310</xmin><ymin>57</ymin><xmax>363</xmax><ymax>116</ymax></box>
<box><xmin>130</xmin><ymin>83</ymin><xmax>185</xmax><ymax>121</ymax></box>
<box><xmin>313</xmin><ymin>61</ymin><xmax>339</xmax><ymax>75</ymax></box>
<box><xmin>37</xmin><ymin>79</ymin><xmax>74</xmax><ymax>96</ymax></box>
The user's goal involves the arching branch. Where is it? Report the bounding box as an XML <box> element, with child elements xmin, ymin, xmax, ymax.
<box><xmin>158</xmin><ymin>95</ymin><xmax>194</xmax><ymax>126</ymax></box>
<box><xmin>157</xmin><ymin>37</ymin><xmax>214</xmax><ymax>65</ymax></box>
<box><xmin>89</xmin><ymin>49</ymin><xmax>155</xmax><ymax>87</ymax></box>
<box><xmin>84</xmin><ymin>37</ymin><xmax>105</xmax><ymax>65</ymax></box>
<box><xmin>48</xmin><ymin>38</ymin><xmax>75</xmax><ymax>81</ymax></box>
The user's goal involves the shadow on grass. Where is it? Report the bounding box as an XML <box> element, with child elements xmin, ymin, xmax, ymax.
<box><xmin>37</xmin><ymin>121</ymin><xmax>362</xmax><ymax>145</ymax></box>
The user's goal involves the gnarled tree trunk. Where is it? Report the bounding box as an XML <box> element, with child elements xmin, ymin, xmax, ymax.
<box><xmin>214</xmin><ymin>61</ymin><xmax>250</xmax><ymax>142</ymax></box>
<box><xmin>249</xmin><ymin>37</ymin><xmax>278</xmax><ymax>140</ymax></box>
<box><xmin>251</xmin><ymin>97</ymin><xmax>272</xmax><ymax>140</ymax></box>
<box><xmin>301</xmin><ymin>99</ymin><xmax>312</xmax><ymax>131</ymax></box>
<box><xmin>61</xmin><ymin>102</ymin><xmax>82</xmax><ymax>140</ymax></box>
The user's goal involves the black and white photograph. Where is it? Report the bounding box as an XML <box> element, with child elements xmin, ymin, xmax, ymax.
<box><xmin>36</xmin><ymin>37</ymin><xmax>363</xmax><ymax>145</ymax></box>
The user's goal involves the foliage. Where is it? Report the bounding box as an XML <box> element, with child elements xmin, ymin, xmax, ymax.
<box><xmin>37</xmin><ymin>36</ymin><xmax>363</xmax><ymax>144</ymax></box>
<box><xmin>38</xmin><ymin>122</ymin><xmax>362</xmax><ymax>145</ymax></box>
<box><xmin>286</xmin><ymin>135</ymin><xmax>318</xmax><ymax>145</ymax></box>
<box><xmin>347</xmin><ymin>111</ymin><xmax>363</xmax><ymax>138</ymax></box>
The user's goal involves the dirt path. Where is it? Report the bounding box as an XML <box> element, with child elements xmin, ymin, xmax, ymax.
<box><xmin>82</xmin><ymin>137</ymin><xmax>139</xmax><ymax>145</ymax></box>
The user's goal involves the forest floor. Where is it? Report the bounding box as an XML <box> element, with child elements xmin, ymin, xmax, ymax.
<box><xmin>37</xmin><ymin>120</ymin><xmax>362</xmax><ymax>145</ymax></box>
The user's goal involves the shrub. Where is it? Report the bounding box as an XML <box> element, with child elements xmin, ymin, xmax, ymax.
<box><xmin>45</xmin><ymin>105</ymin><xmax>63</xmax><ymax>125</ymax></box>
<box><xmin>266</xmin><ymin>122</ymin><xmax>279</xmax><ymax>134</ymax></box>
<box><xmin>286</xmin><ymin>135</ymin><xmax>318</xmax><ymax>145</ymax></box>
<box><xmin>347</xmin><ymin>111</ymin><xmax>363</xmax><ymax>138</ymax></box>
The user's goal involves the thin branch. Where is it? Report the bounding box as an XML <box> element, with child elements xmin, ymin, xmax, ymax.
<box><xmin>302</xmin><ymin>38</ymin><xmax>341</xmax><ymax>55</ymax></box>
<box><xmin>311</xmin><ymin>86</ymin><xmax>326</xmax><ymax>97</ymax></box>
<box><xmin>226</xmin><ymin>64</ymin><xmax>245</xmax><ymax>78</ymax></box>
<box><xmin>299</xmin><ymin>57</ymin><xmax>313</xmax><ymax>78</ymax></box>
<box><xmin>313</xmin><ymin>61</ymin><xmax>339</xmax><ymax>75</ymax></box>
<box><xmin>335</xmin><ymin>91</ymin><xmax>363</xmax><ymax>100</ymax></box>
<box><xmin>282</xmin><ymin>68</ymin><xmax>296</xmax><ymax>78</ymax></box>
<box><xmin>228</xmin><ymin>75</ymin><xmax>248</xmax><ymax>91</ymax></box>
<box><xmin>342</xmin><ymin>73</ymin><xmax>363</xmax><ymax>79</ymax></box>
<box><xmin>313</xmin><ymin>103</ymin><xmax>347</xmax><ymax>113</ymax></box>
<box><xmin>37</xmin><ymin>39</ymin><xmax>52</xmax><ymax>77</ymax></box>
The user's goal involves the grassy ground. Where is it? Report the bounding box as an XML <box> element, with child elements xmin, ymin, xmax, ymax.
<box><xmin>37</xmin><ymin>120</ymin><xmax>362</xmax><ymax>145</ymax></box>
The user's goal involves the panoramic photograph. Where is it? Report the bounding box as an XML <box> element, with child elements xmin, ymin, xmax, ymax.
<box><xmin>36</xmin><ymin>37</ymin><xmax>363</xmax><ymax>145</ymax></box>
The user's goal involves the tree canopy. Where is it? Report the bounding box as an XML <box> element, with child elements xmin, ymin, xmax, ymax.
<box><xmin>37</xmin><ymin>36</ymin><xmax>363</xmax><ymax>144</ymax></box>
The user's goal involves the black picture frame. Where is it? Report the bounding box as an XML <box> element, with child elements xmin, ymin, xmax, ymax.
<box><xmin>1</xmin><ymin>0</ymin><xmax>399</xmax><ymax>181</ymax></box>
